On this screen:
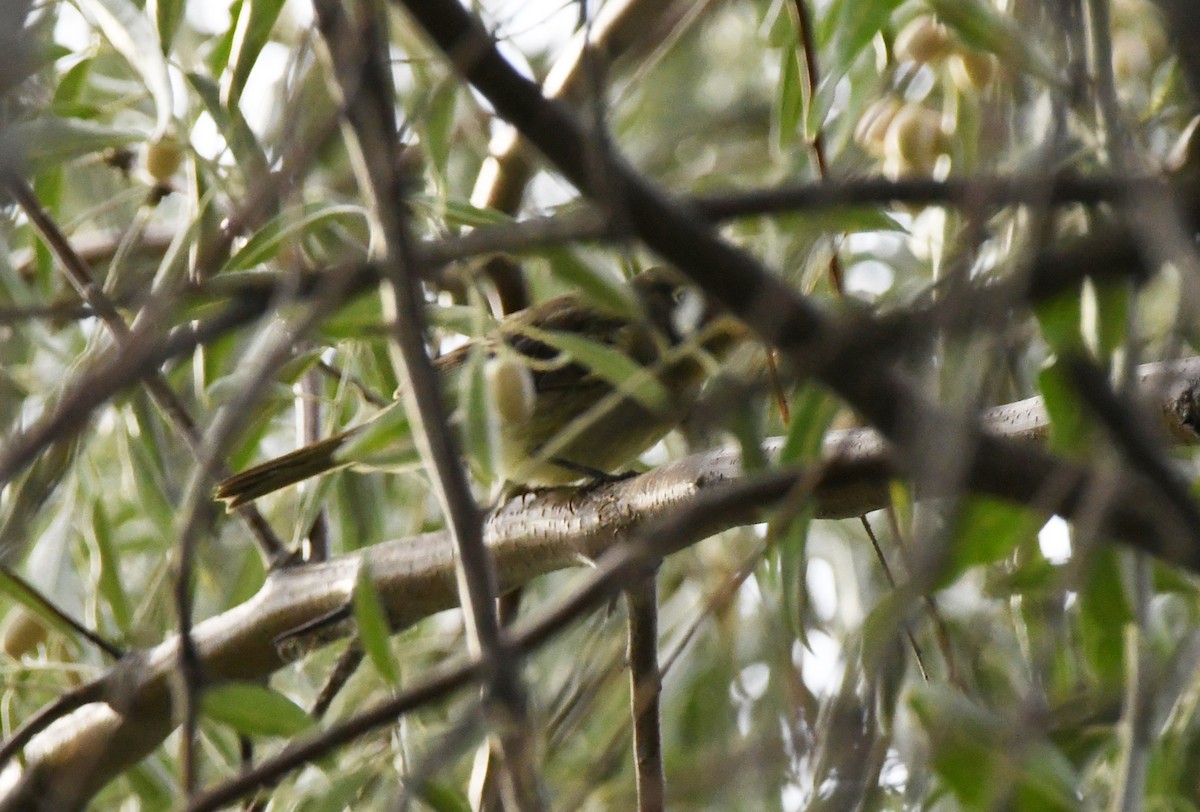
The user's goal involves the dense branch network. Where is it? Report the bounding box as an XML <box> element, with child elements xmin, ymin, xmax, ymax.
<box><xmin>3</xmin><ymin>357</ymin><xmax>1200</xmax><ymax>808</ymax></box>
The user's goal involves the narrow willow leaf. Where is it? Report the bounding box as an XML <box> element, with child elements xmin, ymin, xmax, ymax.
<box><xmin>460</xmin><ymin>344</ymin><xmax>497</xmax><ymax>483</ymax></box>
<box><xmin>219</xmin><ymin>204</ymin><xmax>367</xmax><ymax>274</ymax></box>
<box><xmin>419</xmin><ymin>781</ymin><xmax>473</xmax><ymax>812</ymax></box>
<box><xmin>944</xmin><ymin>497</ymin><xmax>1040</xmax><ymax>586</ymax></box>
<box><xmin>149</xmin><ymin>0</ymin><xmax>184</xmax><ymax>53</ymax></box>
<box><xmin>410</xmin><ymin>195</ymin><xmax>512</xmax><ymax>228</ymax></box>
<box><xmin>207</xmin><ymin>0</ymin><xmax>242</xmax><ymax>75</ymax></box>
<box><xmin>424</xmin><ymin>79</ymin><xmax>459</xmax><ymax>179</ymax></box>
<box><xmin>80</xmin><ymin>0</ymin><xmax>173</xmax><ymax>136</ymax></box>
<box><xmin>201</xmin><ymin>682</ymin><xmax>314</xmax><ymax>737</ymax></box>
<box><xmin>521</xmin><ymin>327</ymin><xmax>671</xmax><ymax>413</ymax></box>
<box><xmin>929</xmin><ymin>0</ymin><xmax>1061</xmax><ymax>86</ymax></box>
<box><xmin>776</xmin><ymin>47</ymin><xmax>803</xmax><ymax>150</ymax></box>
<box><xmin>337</xmin><ymin>402</ymin><xmax>422</xmax><ymax>471</ymax></box>
<box><xmin>354</xmin><ymin>562</ymin><xmax>400</xmax><ymax>686</ymax></box>
<box><xmin>779</xmin><ymin>385</ymin><xmax>838</xmax><ymax>463</ymax></box>
<box><xmin>827</xmin><ymin>0</ymin><xmax>904</xmax><ymax>78</ymax></box>
<box><xmin>9</xmin><ymin>117</ymin><xmax>142</xmax><ymax>172</ymax></box>
<box><xmin>222</xmin><ymin>0</ymin><xmax>287</xmax><ymax>106</ymax></box>
<box><xmin>1037</xmin><ymin>361</ymin><xmax>1091</xmax><ymax>453</ymax></box>
<box><xmin>541</xmin><ymin>251</ymin><xmax>638</xmax><ymax>320</ymax></box>
<box><xmin>90</xmin><ymin>500</ymin><xmax>131</xmax><ymax>635</ymax></box>
<box><xmin>188</xmin><ymin>71</ymin><xmax>271</xmax><ymax>185</ymax></box>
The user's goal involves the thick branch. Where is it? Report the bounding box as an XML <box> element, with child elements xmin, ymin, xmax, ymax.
<box><xmin>3</xmin><ymin>358</ymin><xmax>1200</xmax><ymax>809</ymax></box>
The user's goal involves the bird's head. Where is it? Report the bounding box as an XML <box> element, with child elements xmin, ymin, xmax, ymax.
<box><xmin>630</xmin><ymin>266</ymin><xmax>749</xmax><ymax>359</ymax></box>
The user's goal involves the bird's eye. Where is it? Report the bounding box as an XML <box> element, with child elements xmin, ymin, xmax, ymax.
<box><xmin>670</xmin><ymin>289</ymin><xmax>705</xmax><ymax>337</ymax></box>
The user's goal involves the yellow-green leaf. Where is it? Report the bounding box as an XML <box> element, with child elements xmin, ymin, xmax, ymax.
<box><xmin>201</xmin><ymin>682</ymin><xmax>314</xmax><ymax>737</ymax></box>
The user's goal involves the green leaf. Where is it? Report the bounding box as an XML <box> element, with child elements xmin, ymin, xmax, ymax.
<box><xmin>460</xmin><ymin>345</ymin><xmax>497</xmax><ymax>483</ymax></box>
<box><xmin>1038</xmin><ymin>361</ymin><xmax>1091</xmax><ymax>453</ymax></box>
<box><xmin>859</xmin><ymin>586</ymin><xmax>915</xmax><ymax>669</ymax></box>
<box><xmin>429</xmin><ymin>304</ymin><xmax>495</xmax><ymax>339</ymax></box>
<box><xmin>295</xmin><ymin>770</ymin><xmax>382</xmax><ymax>812</ymax></box>
<box><xmin>771</xmin><ymin>206</ymin><xmax>905</xmax><ymax>237</ymax></box>
<box><xmin>521</xmin><ymin>327</ymin><xmax>672</xmax><ymax>414</ymax></box>
<box><xmin>207</xmin><ymin>0</ymin><xmax>242</xmax><ymax>75</ymax></box>
<box><xmin>273</xmin><ymin>349</ymin><xmax>325</xmax><ymax>388</ymax></box>
<box><xmin>764</xmin><ymin>0</ymin><xmax>796</xmax><ymax>47</ymax></box>
<box><xmin>0</xmin><ymin>572</ymin><xmax>68</xmax><ymax>646</ymax></box>
<box><xmin>775</xmin><ymin>46</ymin><xmax>803</xmax><ymax>150</ymax></box>
<box><xmin>222</xmin><ymin>0</ymin><xmax>287</xmax><ymax>106</ymax></box>
<box><xmin>1090</xmin><ymin>281</ymin><xmax>1129</xmax><ymax>358</ymax></box>
<box><xmin>772</xmin><ymin>505</ymin><xmax>813</xmax><ymax>645</ymax></box>
<box><xmin>149</xmin><ymin>0</ymin><xmax>185</xmax><ymax>53</ymax></box>
<box><xmin>201</xmin><ymin>682</ymin><xmax>315</xmax><ymax>737</ymax></box>
<box><xmin>725</xmin><ymin>383</ymin><xmax>768</xmax><ymax>472</ymax></box>
<box><xmin>911</xmin><ymin>695</ymin><xmax>1079</xmax><ymax>811</ymax></box>
<box><xmin>804</xmin><ymin>75</ymin><xmax>838</xmax><ymax>145</ymax></box>
<box><xmin>928</xmin><ymin>0</ymin><xmax>1061</xmax><ymax>86</ymax></box>
<box><xmin>354</xmin><ymin>562</ymin><xmax>400</xmax><ymax>686</ymax></box>
<box><xmin>31</xmin><ymin>169</ymin><xmax>63</xmax><ymax>290</ymax></box>
<box><xmin>909</xmin><ymin>687</ymin><xmax>1004</xmax><ymax>807</ymax></box>
<box><xmin>1036</xmin><ymin>290</ymin><xmax>1085</xmax><ymax>354</ymax></box>
<box><xmin>336</xmin><ymin>402</ymin><xmax>422</xmax><ymax>471</ymax></box>
<box><xmin>90</xmin><ymin>500</ymin><xmax>131</xmax><ymax>635</ymax></box>
<box><xmin>410</xmin><ymin>195</ymin><xmax>512</xmax><ymax>228</ymax></box>
<box><xmin>888</xmin><ymin>480</ymin><xmax>912</xmax><ymax>536</ymax></box>
<box><xmin>943</xmin><ymin>497</ymin><xmax>1041</xmax><ymax>585</ymax></box>
<box><xmin>541</xmin><ymin>252</ymin><xmax>639</xmax><ymax>321</ymax></box>
<box><xmin>779</xmin><ymin>385</ymin><xmax>838</xmax><ymax>463</ymax></box>
<box><xmin>80</xmin><ymin>0</ymin><xmax>174</xmax><ymax>136</ymax></box>
<box><xmin>827</xmin><ymin>0</ymin><xmax>904</xmax><ymax>79</ymax></box>
<box><xmin>1079</xmin><ymin>548</ymin><xmax>1132</xmax><ymax>684</ymax></box>
<box><xmin>418</xmin><ymin>781</ymin><xmax>473</xmax><ymax>812</ymax></box>
<box><xmin>219</xmin><ymin>203</ymin><xmax>368</xmax><ymax>274</ymax></box>
<box><xmin>424</xmin><ymin>79</ymin><xmax>459</xmax><ymax>179</ymax></box>
<box><xmin>188</xmin><ymin>71</ymin><xmax>271</xmax><ymax>185</ymax></box>
<box><xmin>52</xmin><ymin>58</ymin><xmax>93</xmax><ymax>108</ymax></box>
<box><xmin>120</xmin><ymin>412</ymin><xmax>174</xmax><ymax>537</ymax></box>
<box><xmin>8</xmin><ymin>117</ymin><xmax>142</xmax><ymax>172</ymax></box>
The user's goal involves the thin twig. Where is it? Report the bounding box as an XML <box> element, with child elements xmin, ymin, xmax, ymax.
<box><xmin>10</xmin><ymin>358</ymin><xmax>1200</xmax><ymax>806</ymax></box>
<box><xmin>311</xmin><ymin>644</ymin><xmax>364</xmax><ymax>719</ymax></box>
<box><xmin>788</xmin><ymin>0</ymin><xmax>843</xmax><ymax>293</ymax></box>
<box><xmin>0</xmin><ymin>566</ymin><xmax>124</xmax><ymax>660</ymax></box>
<box><xmin>312</xmin><ymin>0</ymin><xmax>538</xmax><ymax>806</ymax></box>
<box><xmin>858</xmin><ymin>516</ymin><xmax>929</xmax><ymax>682</ymax></box>
<box><xmin>184</xmin><ymin>469</ymin><xmax>802</xmax><ymax>811</ymax></box>
<box><xmin>2</xmin><ymin>173</ymin><xmax>289</xmax><ymax>564</ymax></box>
<box><xmin>625</xmin><ymin>576</ymin><xmax>664</xmax><ymax>812</ymax></box>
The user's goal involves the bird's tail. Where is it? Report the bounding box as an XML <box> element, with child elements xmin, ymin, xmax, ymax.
<box><xmin>215</xmin><ymin>429</ymin><xmax>359</xmax><ymax>509</ymax></box>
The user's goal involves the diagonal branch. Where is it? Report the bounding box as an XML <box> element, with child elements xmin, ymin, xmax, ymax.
<box><xmin>2</xmin><ymin>358</ymin><xmax>1200</xmax><ymax>809</ymax></box>
<box><xmin>390</xmin><ymin>0</ymin><xmax>1200</xmax><ymax>566</ymax></box>
<box><xmin>312</xmin><ymin>0</ymin><xmax>539</xmax><ymax>806</ymax></box>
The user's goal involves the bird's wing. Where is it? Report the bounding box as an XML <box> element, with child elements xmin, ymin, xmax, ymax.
<box><xmin>498</xmin><ymin>294</ymin><xmax>653</xmax><ymax>393</ymax></box>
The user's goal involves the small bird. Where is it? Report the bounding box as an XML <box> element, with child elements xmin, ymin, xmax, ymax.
<box><xmin>215</xmin><ymin>267</ymin><xmax>747</xmax><ymax>508</ymax></box>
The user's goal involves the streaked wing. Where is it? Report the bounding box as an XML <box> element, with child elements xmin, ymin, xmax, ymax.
<box><xmin>498</xmin><ymin>293</ymin><xmax>648</xmax><ymax>393</ymax></box>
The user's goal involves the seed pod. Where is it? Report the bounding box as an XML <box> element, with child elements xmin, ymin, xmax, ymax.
<box><xmin>145</xmin><ymin>133</ymin><xmax>185</xmax><ymax>183</ymax></box>
<box><xmin>855</xmin><ymin>97</ymin><xmax>903</xmax><ymax>157</ymax></box>
<box><xmin>2</xmin><ymin>608</ymin><xmax>49</xmax><ymax>660</ymax></box>
<box><xmin>884</xmin><ymin>104</ymin><xmax>949</xmax><ymax>176</ymax></box>
<box><xmin>949</xmin><ymin>49</ymin><xmax>998</xmax><ymax>93</ymax></box>
<box><xmin>894</xmin><ymin>16</ymin><xmax>954</xmax><ymax>65</ymax></box>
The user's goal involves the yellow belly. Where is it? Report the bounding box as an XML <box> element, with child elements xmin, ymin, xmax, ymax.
<box><xmin>497</xmin><ymin>379</ymin><xmax>698</xmax><ymax>486</ymax></box>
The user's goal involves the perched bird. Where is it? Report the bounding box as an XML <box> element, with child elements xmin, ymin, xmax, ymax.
<box><xmin>215</xmin><ymin>267</ymin><xmax>747</xmax><ymax>508</ymax></box>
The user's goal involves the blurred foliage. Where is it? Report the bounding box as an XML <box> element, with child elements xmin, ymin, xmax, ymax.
<box><xmin>0</xmin><ymin>0</ymin><xmax>1198</xmax><ymax>809</ymax></box>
